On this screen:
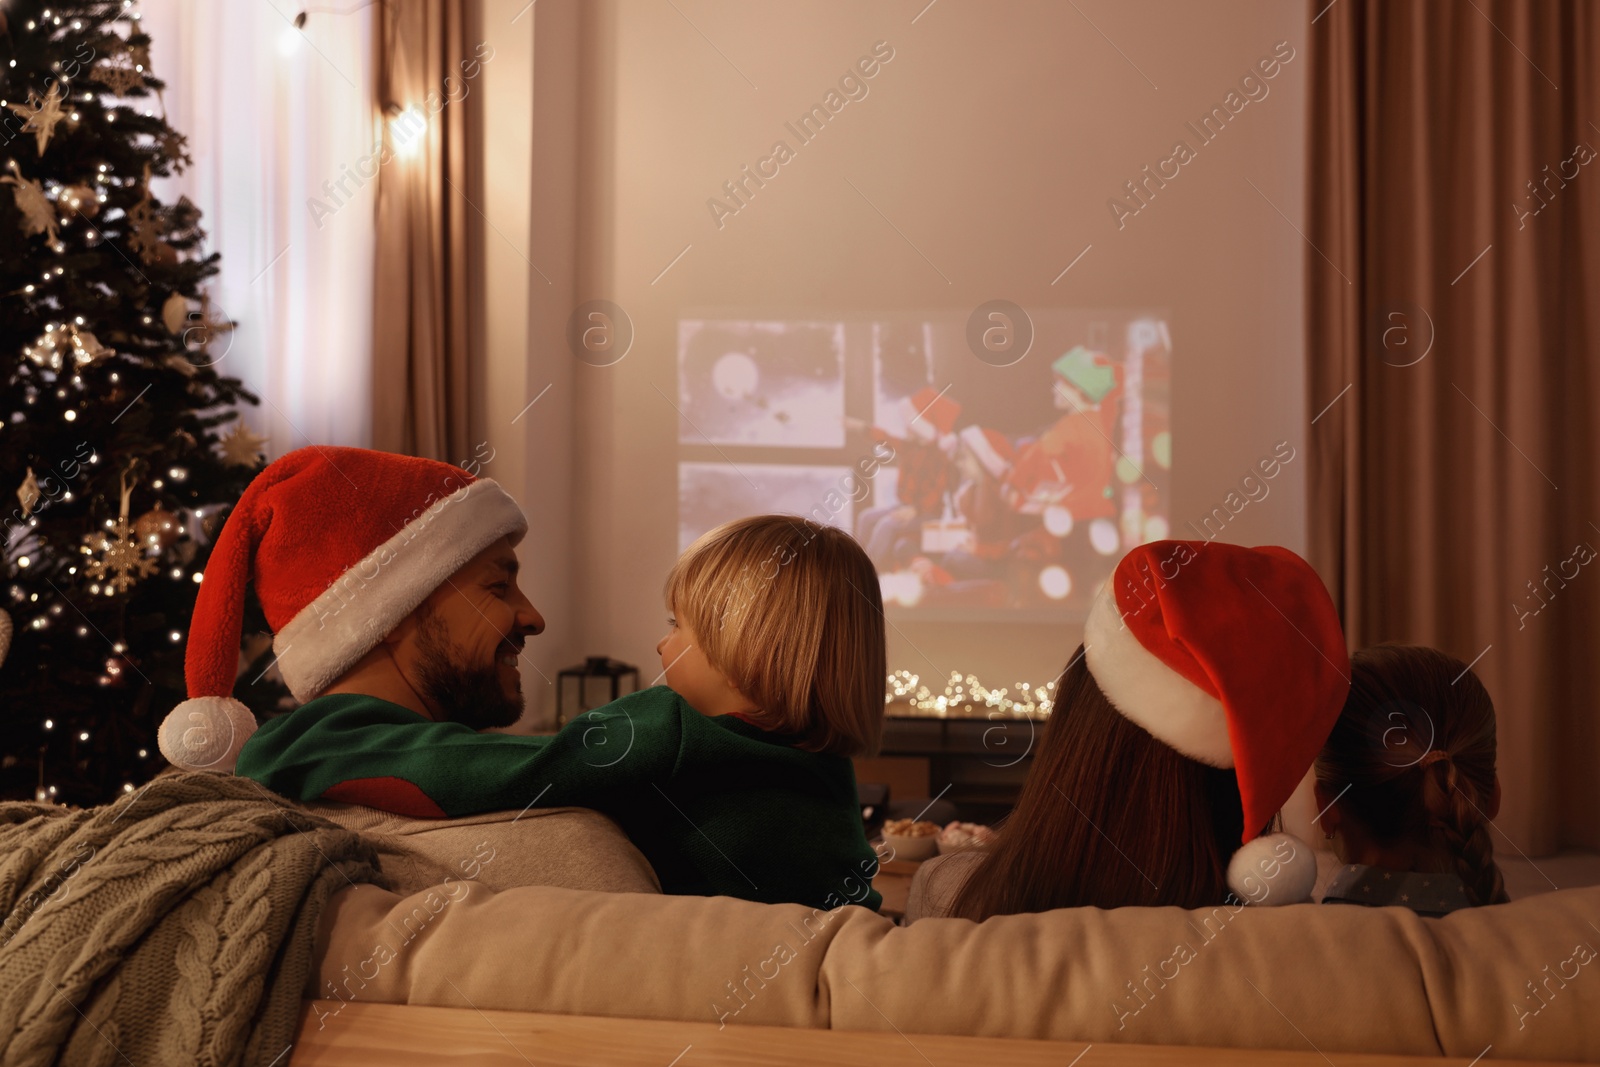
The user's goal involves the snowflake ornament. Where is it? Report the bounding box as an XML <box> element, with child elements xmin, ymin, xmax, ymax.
<box><xmin>127</xmin><ymin>197</ymin><xmax>165</xmax><ymax>263</ymax></box>
<box><xmin>159</xmin><ymin>128</ymin><xmax>192</xmax><ymax>173</ymax></box>
<box><xmin>84</xmin><ymin>515</ymin><xmax>160</xmax><ymax>593</ymax></box>
<box><xmin>83</xmin><ymin>472</ymin><xmax>160</xmax><ymax>594</ymax></box>
<box><xmin>1</xmin><ymin>160</ymin><xmax>59</xmax><ymax>243</ymax></box>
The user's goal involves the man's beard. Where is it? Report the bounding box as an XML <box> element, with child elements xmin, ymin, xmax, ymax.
<box><xmin>412</xmin><ymin>610</ymin><xmax>524</xmax><ymax>730</ymax></box>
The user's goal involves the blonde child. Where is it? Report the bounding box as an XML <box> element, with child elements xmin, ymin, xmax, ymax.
<box><xmin>239</xmin><ymin>515</ymin><xmax>888</xmax><ymax>911</ymax></box>
<box><xmin>1314</xmin><ymin>645</ymin><xmax>1509</xmax><ymax>914</ymax></box>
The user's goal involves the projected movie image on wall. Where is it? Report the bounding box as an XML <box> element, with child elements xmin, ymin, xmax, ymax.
<box><xmin>676</xmin><ymin>311</ymin><xmax>1171</xmax><ymax>619</ymax></box>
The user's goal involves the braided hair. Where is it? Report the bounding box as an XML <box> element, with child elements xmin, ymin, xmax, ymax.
<box><xmin>1313</xmin><ymin>645</ymin><xmax>1509</xmax><ymax>907</ymax></box>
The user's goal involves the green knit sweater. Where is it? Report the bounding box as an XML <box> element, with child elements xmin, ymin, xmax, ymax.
<box><xmin>235</xmin><ymin>686</ymin><xmax>882</xmax><ymax>912</ymax></box>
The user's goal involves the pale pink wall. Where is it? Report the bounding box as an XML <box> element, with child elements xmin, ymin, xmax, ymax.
<box><xmin>548</xmin><ymin>0</ymin><xmax>1311</xmax><ymax>692</ymax></box>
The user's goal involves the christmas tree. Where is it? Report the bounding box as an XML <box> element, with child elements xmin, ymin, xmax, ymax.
<box><xmin>1</xmin><ymin>0</ymin><xmax>281</xmax><ymax>804</ymax></box>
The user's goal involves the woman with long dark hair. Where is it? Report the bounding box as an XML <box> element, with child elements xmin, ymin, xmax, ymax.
<box><xmin>907</xmin><ymin>540</ymin><xmax>1351</xmax><ymax>922</ymax></box>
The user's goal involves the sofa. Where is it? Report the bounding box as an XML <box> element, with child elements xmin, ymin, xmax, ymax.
<box><xmin>303</xmin><ymin>812</ymin><xmax>1600</xmax><ymax>1062</ymax></box>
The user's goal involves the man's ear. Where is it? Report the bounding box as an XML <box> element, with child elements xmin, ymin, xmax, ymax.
<box><xmin>384</xmin><ymin>596</ymin><xmax>433</xmax><ymax>649</ymax></box>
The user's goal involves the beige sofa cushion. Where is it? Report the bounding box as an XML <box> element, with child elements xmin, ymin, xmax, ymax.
<box><xmin>312</xmin><ymin>879</ymin><xmax>1600</xmax><ymax>1060</ymax></box>
<box><xmin>309</xmin><ymin>882</ymin><xmax>878</xmax><ymax>1032</ymax></box>
<box><xmin>297</xmin><ymin>801</ymin><xmax>661</xmax><ymax>896</ymax></box>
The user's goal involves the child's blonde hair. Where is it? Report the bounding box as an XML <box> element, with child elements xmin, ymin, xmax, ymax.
<box><xmin>665</xmin><ymin>515</ymin><xmax>885</xmax><ymax>757</ymax></box>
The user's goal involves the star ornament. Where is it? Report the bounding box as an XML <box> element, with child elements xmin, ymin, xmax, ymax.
<box><xmin>6</xmin><ymin>83</ymin><xmax>68</xmax><ymax>155</ymax></box>
<box><xmin>218</xmin><ymin>421</ymin><xmax>268</xmax><ymax>468</ymax></box>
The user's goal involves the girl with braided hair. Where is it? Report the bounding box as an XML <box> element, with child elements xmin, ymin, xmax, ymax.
<box><xmin>1313</xmin><ymin>645</ymin><xmax>1510</xmax><ymax>915</ymax></box>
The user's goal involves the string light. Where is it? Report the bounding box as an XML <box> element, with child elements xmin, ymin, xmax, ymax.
<box><xmin>886</xmin><ymin>670</ymin><xmax>1056</xmax><ymax>718</ymax></box>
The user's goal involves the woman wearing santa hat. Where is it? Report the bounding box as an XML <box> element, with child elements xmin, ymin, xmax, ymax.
<box><xmin>906</xmin><ymin>538</ymin><xmax>1350</xmax><ymax>921</ymax></box>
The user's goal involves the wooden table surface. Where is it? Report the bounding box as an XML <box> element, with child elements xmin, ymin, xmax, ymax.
<box><xmin>290</xmin><ymin>1001</ymin><xmax>1582</xmax><ymax>1066</ymax></box>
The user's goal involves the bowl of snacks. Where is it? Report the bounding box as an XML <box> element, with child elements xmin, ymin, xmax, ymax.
<box><xmin>936</xmin><ymin>820</ymin><xmax>994</xmax><ymax>854</ymax></box>
<box><xmin>880</xmin><ymin>818</ymin><xmax>941</xmax><ymax>861</ymax></box>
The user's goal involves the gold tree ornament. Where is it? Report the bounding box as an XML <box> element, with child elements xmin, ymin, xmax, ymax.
<box><xmin>17</xmin><ymin>469</ymin><xmax>42</xmax><ymax>517</ymax></box>
<box><xmin>127</xmin><ymin>165</ymin><xmax>169</xmax><ymax>265</ymax></box>
<box><xmin>6</xmin><ymin>82</ymin><xmax>69</xmax><ymax>155</ymax></box>
<box><xmin>1</xmin><ymin>160</ymin><xmax>60</xmax><ymax>243</ymax></box>
<box><xmin>70</xmin><ymin>328</ymin><xmax>112</xmax><ymax>364</ymax></box>
<box><xmin>161</xmin><ymin>290</ymin><xmax>190</xmax><ymax>334</ymax></box>
<box><xmin>59</xmin><ymin>183</ymin><xmax>100</xmax><ymax>219</ymax></box>
<box><xmin>134</xmin><ymin>506</ymin><xmax>184</xmax><ymax>550</ymax></box>
<box><xmin>84</xmin><ymin>471</ymin><xmax>160</xmax><ymax>594</ymax></box>
<box><xmin>90</xmin><ymin>42</ymin><xmax>147</xmax><ymax>96</ymax></box>
<box><xmin>218</xmin><ymin>421</ymin><xmax>268</xmax><ymax>468</ymax></box>
<box><xmin>158</xmin><ymin>128</ymin><xmax>192</xmax><ymax>174</ymax></box>
<box><xmin>23</xmin><ymin>323</ymin><xmax>114</xmax><ymax>371</ymax></box>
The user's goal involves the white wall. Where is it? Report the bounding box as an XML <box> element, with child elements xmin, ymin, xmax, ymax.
<box><xmin>482</xmin><ymin>0</ymin><xmax>1311</xmax><ymax>707</ymax></box>
<box><xmin>562</xmin><ymin>0</ymin><xmax>1311</xmax><ymax>692</ymax></box>
<box><xmin>479</xmin><ymin>0</ymin><xmax>582</xmax><ymax>727</ymax></box>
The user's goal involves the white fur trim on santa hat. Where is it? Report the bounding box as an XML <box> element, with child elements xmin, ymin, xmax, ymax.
<box><xmin>158</xmin><ymin>695</ymin><xmax>258</xmax><ymax>773</ymax></box>
<box><xmin>1226</xmin><ymin>832</ymin><xmax>1317</xmax><ymax>905</ymax></box>
<box><xmin>1082</xmin><ymin>580</ymin><xmax>1233</xmax><ymax>768</ymax></box>
<box><xmin>272</xmin><ymin>477</ymin><xmax>526</xmax><ymax>702</ymax></box>
<box><xmin>959</xmin><ymin>425</ymin><xmax>1012</xmax><ymax>479</ymax></box>
<box><xmin>896</xmin><ymin>397</ymin><xmax>937</xmax><ymax>444</ymax></box>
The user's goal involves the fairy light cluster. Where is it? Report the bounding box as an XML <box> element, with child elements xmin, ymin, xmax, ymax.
<box><xmin>885</xmin><ymin>669</ymin><xmax>1056</xmax><ymax>719</ymax></box>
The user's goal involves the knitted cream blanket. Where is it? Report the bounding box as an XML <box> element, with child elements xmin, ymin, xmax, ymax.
<box><xmin>0</xmin><ymin>772</ymin><xmax>384</xmax><ymax>1066</ymax></box>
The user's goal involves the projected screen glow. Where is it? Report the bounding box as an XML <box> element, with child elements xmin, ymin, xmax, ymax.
<box><xmin>676</xmin><ymin>310</ymin><xmax>1171</xmax><ymax>619</ymax></box>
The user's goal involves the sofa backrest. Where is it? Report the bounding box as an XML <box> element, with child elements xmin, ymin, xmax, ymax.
<box><xmin>310</xmin><ymin>878</ymin><xmax>1600</xmax><ymax>1060</ymax></box>
<box><xmin>296</xmin><ymin>800</ymin><xmax>661</xmax><ymax>896</ymax></box>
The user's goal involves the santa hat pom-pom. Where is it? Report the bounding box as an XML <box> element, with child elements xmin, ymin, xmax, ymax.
<box><xmin>1226</xmin><ymin>832</ymin><xmax>1317</xmax><ymax>906</ymax></box>
<box><xmin>157</xmin><ymin>696</ymin><xmax>257</xmax><ymax>773</ymax></box>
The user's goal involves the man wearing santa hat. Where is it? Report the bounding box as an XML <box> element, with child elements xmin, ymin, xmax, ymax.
<box><xmin>158</xmin><ymin>446</ymin><xmax>544</xmax><ymax>789</ymax></box>
<box><xmin>156</xmin><ymin>447</ymin><xmax>675</xmax><ymax>896</ymax></box>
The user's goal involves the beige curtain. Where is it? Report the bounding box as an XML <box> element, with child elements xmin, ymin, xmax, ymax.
<box><xmin>371</xmin><ymin>0</ymin><xmax>485</xmax><ymax>461</ymax></box>
<box><xmin>1308</xmin><ymin>0</ymin><xmax>1600</xmax><ymax>853</ymax></box>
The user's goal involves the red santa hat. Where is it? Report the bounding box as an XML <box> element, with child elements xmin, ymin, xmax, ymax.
<box><xmin>958</xmin><ymin>425</ymin><xmax>1015</xmax><ymax>479</ymax></box>
<box><xmin>1082</xmin><ymin>540</ymin><xmax>1349</xmax><ymax>905</ymax></box>
<box><xmin>157</xmin><ymin>446</ymin><xmax>527</xmax><ymax>773</ymax></box>
<box><xmin>895</xmin><ymin>386</ymin><xmax>962</xmax><ymax>441</ymax></box>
